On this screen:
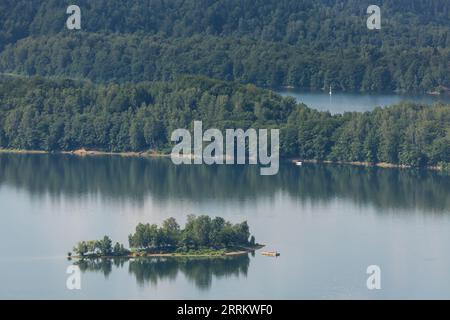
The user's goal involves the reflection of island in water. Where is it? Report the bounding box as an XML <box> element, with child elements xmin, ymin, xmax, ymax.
<box><xmin>74</xmin><ymin>254</ymin><xmax>251</xmax><ymax>290</ymax></box>
<box><xmin>1</xmin><ymin>154</ymin><xmax>450</xmax><ymax>212</ymax></box>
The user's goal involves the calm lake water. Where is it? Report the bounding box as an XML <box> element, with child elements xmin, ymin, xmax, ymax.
<box><xmin>0</xmin><ymin>154</ymin><xmax>450</xmax><ymax>299</ymax></box>
<box><xmin>277</xmin><ymin>89</ymin><xmax>450</xmax><ymax>113</ymax></box>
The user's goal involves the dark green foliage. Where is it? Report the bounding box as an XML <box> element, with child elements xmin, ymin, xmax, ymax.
<box><xmin>1</xmin><ymin>34</ymin><xmax>448</xmax><ymax>93</ymax></box>
<box><xmin>0</xmin><ymin>75</ymin><xmax>292</xmax><ymax>152</ymax></box>
<box><xmin>287</xmin><ymin>102</ymin><xmax>450</xmax><ymax>168</ymax></box>
<box><xmin>73</xmin><ymin>236</ymin><xmax>128</xmax><ymax>257</ymax></box>
<box><xmin>97</xmin><ymin>236</ymin><xmax>112</xmax><ymax>256</ymax></box>
<box><xmin>128</xmin><ymin>216</ymin><xmax>253</xmax><ymax>250</ymax></box>
<box><xmin>113</xmin><ymin>242</ymin><xmax>127</xmax><ymax>256</ymax></box>
<box><xmin>0</xmin><ymin>75</ymin><xmax>449</xmax><ymax>168</ymax></box>
<box><xmin>0</xmin><ymin>0</ymin><xmax>449</xmax><ymax>92</ymax></box>
<box><xmin>1</xmin><ymin>0</ymin><xmax>448</xmax><ymax>48</ymax></box>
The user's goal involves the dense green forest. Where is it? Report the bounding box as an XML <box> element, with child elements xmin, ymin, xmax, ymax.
<box><xmin>0</xmin><ymin>75</ymin><xmax>449</xmax><ymax>168</ymax></box>
<box><xmin>0</xmin><ymin>1</ymin><xmax>448</xmax><ymax>167</ymax></box>
<box><xmin>0</xmin><ymin>74</ymin><xmax>292</xmax><ymax>152</ymax></box>
<box><xmin>0</xmin><ymin>0</ymin><xmax>449</xmax><ymax>92</ymax></box>
<box><xmin>128</xmin><ymin>216</ymin><xmax>254</xmax><ymax>251</ymax></box>
<box><xmin>1</xmin><ymin>33</ymin><xmax>448</xmax><ymax>92</ymax></box>
<box><xmin>1</xmin><ymin>0</ymin><xmax>449</xmax><ymax>48</ymax></box>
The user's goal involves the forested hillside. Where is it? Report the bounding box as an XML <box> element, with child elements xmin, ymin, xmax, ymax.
<box><xmin>1</xmin><ymin>0</ymin><xmax>449</xmax><ymax>48</ymax></box>
<box><xmin>1</xmin><ymin>33</ymin><xmax>448</xmax><ymax>92</ymax></box>
<box><xmin>0</xmin><ymin>1</ymin><xmax>448</xmax><ymax>168</ymax></box>
<box><xmin>0</xmin><ymin>75</ymin><xmax>449</xmax><ymax>168</ymax></box>
<box><xmin>0</xmin><ymin>0</ymin><xmax>449</xmax><ymax>92</ymax></box>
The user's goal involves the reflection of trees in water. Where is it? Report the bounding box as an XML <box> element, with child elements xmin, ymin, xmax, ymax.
<box><xmin>74</xmin><ymin>255</ymin><xmax>250</xmax><ymax>290</ymax></box>
<box><xmin>75</xmin><ymin>258</ymin><xmax>126</xmax><ymax>278</ymax></box>
<box><xmin>1</xmin><ymin>154</ymin><xmax>449</xmax><ymax>212</ymax></box>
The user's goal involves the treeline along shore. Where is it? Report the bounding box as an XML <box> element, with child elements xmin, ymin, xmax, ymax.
<box><xmin>69</xmin><ymin>215</ymin><xmax>263</xmax><ymax>259</ymax></box>
<box><xmin>0</xmin><ymin>75</ymin><xmax>449</xmax><ymax>170</ymax></box>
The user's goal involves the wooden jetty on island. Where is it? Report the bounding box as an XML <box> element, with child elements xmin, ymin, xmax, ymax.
<box><xmin>261</xmin><ymin>251</ymin><xmax>280</xmax><ymax>257</ymax></box>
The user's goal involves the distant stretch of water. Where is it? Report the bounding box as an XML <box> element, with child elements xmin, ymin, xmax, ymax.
<box><xmin>0</xmin><ymin>154</ymin><xmax>449</xmax><ymax>299</ymax></box>
<box><xmin>277</xmin><ymin>89</ymin><xmax>450</xmax><ymax>114</ymax></box>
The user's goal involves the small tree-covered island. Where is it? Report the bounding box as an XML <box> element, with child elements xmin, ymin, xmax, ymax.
<box><xmin>69</xmin><ymin>215</ymin><xmax>263</xmax><ymax>259</ymax></box>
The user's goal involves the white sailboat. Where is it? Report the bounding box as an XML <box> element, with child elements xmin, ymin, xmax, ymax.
<box><xmin>329</xmin><ymin>85</ymin><xmax>332</xmax><ymax>95</ymax></box>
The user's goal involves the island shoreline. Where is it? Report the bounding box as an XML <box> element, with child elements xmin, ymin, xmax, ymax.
<box><xmin>288</xmin><ymin>158</ymin><xmax>445</xmax><ymax>171</ymax></box>
<box><xmin>70</xmin><ymin>244</ymin><xmax>265</xmax><ymax>260</ymax></box>
<box><xmin>0</xmin><ymin>148</ymin><xmax>446</xmax><ymax>172</ymax></box>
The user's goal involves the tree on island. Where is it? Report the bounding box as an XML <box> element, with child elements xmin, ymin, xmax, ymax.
<box><xmin>73</xmin><ymin>241</ymin><xmax>89</xmax><ymax>257</ymax></box>
<box><xmin>73</xmin><ymin>236</ymin><xmax>125</xmax><ymax>257</ymax></box>
<box><xmin>162</xmin><ymin>217</ymin><xmax>181</xmax><ymax>247</ymax></box>
<box><xmin>113</xmin><ymin>242</ymin><xmax>127</xmax><ymax>256</ymax></box>
<box><xmin>97</xmin><ymin>236</ymin><xmax>112</xmax><ymax>256</ymax></box>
